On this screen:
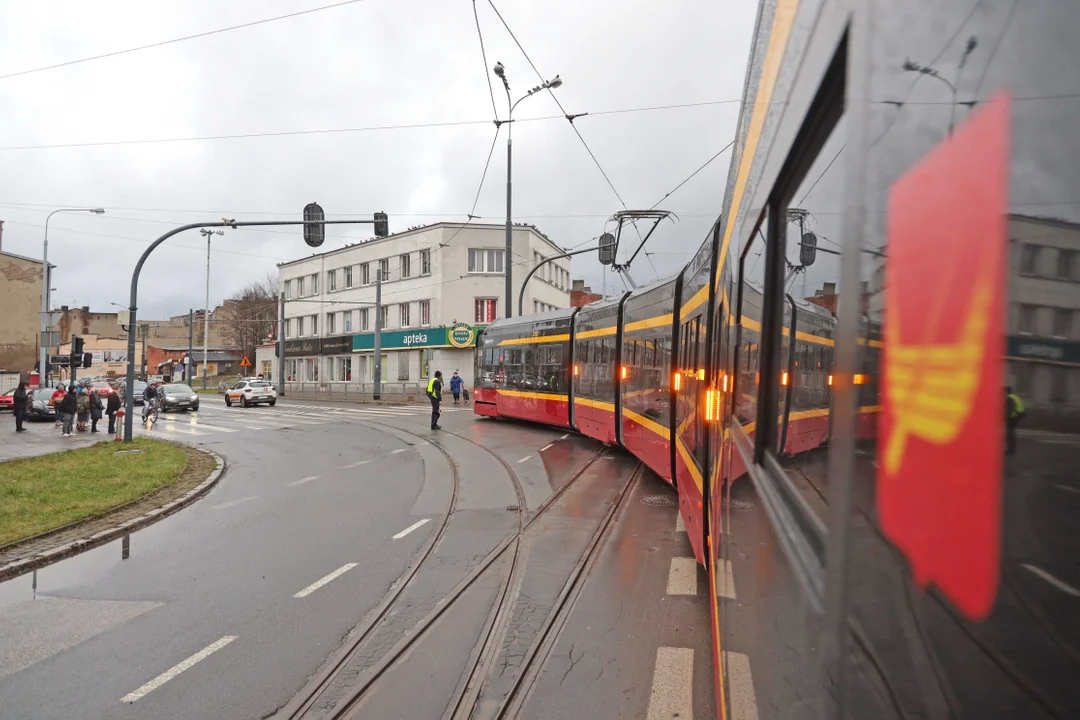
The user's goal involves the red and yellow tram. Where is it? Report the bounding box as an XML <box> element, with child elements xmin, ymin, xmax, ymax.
<box><xmin>477</xmin><ymin>0</ymin><xmax>1079</xmax><ymax>717</ymax></box>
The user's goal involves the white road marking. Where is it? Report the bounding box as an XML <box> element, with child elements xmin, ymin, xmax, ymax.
<box><xmin>560</xmin><ymin>433</ymin><xmax>570</xmax><ymax>439</ymax></box>
<box><xmin>287</xmin><ymin>475</ymin><xmax>320</xmax><ymax>487</ymax></box>
<box><xmin>163</xmin><ymin>420</ymin><xmax>238</xmax><ymax>433</ymax></box>
<box><xmin>120</xmin><ymin>636</ymin><xmax>237</xmax><ymax>703</ymax></box>
<box><xmin>1022</xmin><ymin>563</ymin><xmax>1080</xmax><ymax>597</ymax></box>
<box><xmin>675</xmin><ymin>512</ymin><xmax>686</xmax><ymax>533</ymax></box>
<box><xmin>292</xmin><ymin>563</ymin><xmax>359</xmax><ymax>598</ymax></box>
<box><xmin>1054</xmin><ymin>484</ymin><xmax>1080</xmax><ymax>494</ymax></box>
<box><xmin>210</xmin><ymin>496</ymin><xmax>257</xmax><ymax>511</ymax></box>
<box><xmin>666</xmin><ymin>557</ymin><xmax>698</xmax><ymax>595</ymax></box>
<box><xmin>341</xmin><ymin>460</ymin><xmax>370</xmax><ymax>469</ymax></box>
<box><xmin>717</xmin><ymin>559</ymin><xmax>737</xmax><ymax>599</ymax></box>
<box><xmin>724</xmin><ymin>651</ymin><xmax>759</xmax><ymax>720</ymax></box>
<box><xmin>155</xmin><ymin>425</ymin><xmax>209</xmax><ymax>437</ymax></box>
<box><xmin>540</xmin><ymin>443</ymin><xmax>554</xmax><ymax>451</ymax></box>
<box><xmin>390</xmin><ymin>448</ymin><xmax>406</xmax><ymax>455</ymax></box>
<box><xmin>645</xmin><ymin>647</ymin><xmax>693</xmax><ymax>720</ymax></box>
<box><xmin>517</xmin><ymin>455</ymin><xmax>532</xmax><ymax>463</ymax></box>
<box><xmin>392</xmin><ymin>518</ymin><xmax>431</xmax><ymax>539</ymax></box>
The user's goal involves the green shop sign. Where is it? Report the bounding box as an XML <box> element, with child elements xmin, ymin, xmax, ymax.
<box><xmin>352</xmin><ymin>325</ymin><xmax>478</xmax><ymax>352</ymax></box>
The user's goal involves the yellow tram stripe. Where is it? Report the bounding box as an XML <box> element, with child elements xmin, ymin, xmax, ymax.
<box><xmin>576</xmin><ymin>326</ymin><xmax>618</xmax><ymax>340</ymax></box>
<box><xmin>497</xmin><ymin>334</ymin><xmax>570</xmax><ymax>346</ymax></box>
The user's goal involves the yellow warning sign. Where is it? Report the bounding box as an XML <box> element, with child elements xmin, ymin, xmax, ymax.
<box><xmin>240</xmin><ymin>356</ymin><xmax>252</xmax><ymax>367</ymax></box>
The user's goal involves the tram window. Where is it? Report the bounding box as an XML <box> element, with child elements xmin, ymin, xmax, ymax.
<box><xmin>735</xmin><ymin>210</ymin><xmax>769</xmax><ymax>426</ymax></box>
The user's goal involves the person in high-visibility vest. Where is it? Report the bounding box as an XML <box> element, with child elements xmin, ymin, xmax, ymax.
<box><xmin>1005</xmin><ymin>386</ymin><xmax>1025</xmax><ymax>456</ymax></box>
<box><xmin>427</xmin><ymin>370</ymin><xmax>444</xmax><ymax>430</ymax></box>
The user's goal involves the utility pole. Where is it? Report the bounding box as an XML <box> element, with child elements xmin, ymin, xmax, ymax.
<box><xmin>373</xmin><ymin>269</ymin><xmax>382</xmax><ymax>400</ymax></box>
<box><xmin>187</xmin><ymin>309</ymin><xmax>194</xmax><ymax>387</ymax></box>
<box><xmin>140</xmin><ymin>324</ymin><xmax>149</xmax><ymax>380</ymax></box>
<box><xmin>199</xmin><ymin>228</ymin><xmax>224</xmax><ymax>390</ymax></box>
<box><xmin>277</xmin><ymin>291</ymin><xmax>285</xmax><ymax>397</ymax></box>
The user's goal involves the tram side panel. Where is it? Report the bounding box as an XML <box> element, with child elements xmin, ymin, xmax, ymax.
<box><xmin>572</xmin><ymin>299</ymin><xmax>622</xmax><ymax>445</ymax></box>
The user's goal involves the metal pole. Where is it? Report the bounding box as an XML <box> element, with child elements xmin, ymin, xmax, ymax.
<box><xmin>277</xmin><ymin>291</ymin><xmax>285</xmax><ymax>396</ymax></box>
<box><xmin>201</xmin><ymin>231</ymin><xmax>212</xmax><ymax>390</ymax></box>
<box><xmin>123</xmin><ymin>218</ymin><xmax>380</xmax><ymax>442</ymax></box>
<box><xmin>187</xmin><ymin>309</ymin><xmax>194</xmax><ymax>387</ymax></box>
<box><xmin>373</xmin><ymin>269</ymin><xmax>382</xmax><ymax>400</ymax></box>
<box><xmin>39</xmin><ymin>214</ymin><xmax>53</xmax><ymax>386</ymax></box>
<box><xmin>69</xmin><ymin>337</ymin><xmax>77</xmax><ymax>388</ymax></box>
<box><xmin>504</xmin><ymin>132</ymin><xmax>513</xmax><ymax>319</ymax></box>
<box><xmin>141</xmin><ymin>324</ymin><xmax>148</xmax><ymax>380</ymax></box>
<box><xmin>518</xmin><ymin>246</ymin><xmax>598</xmax><ymax>316</ymax></box>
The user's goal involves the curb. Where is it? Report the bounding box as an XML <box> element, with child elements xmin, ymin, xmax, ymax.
<box><xmin>0</xmin><ymin>447</ymin><xmax>226</xmax><ymax>584</ymax></box>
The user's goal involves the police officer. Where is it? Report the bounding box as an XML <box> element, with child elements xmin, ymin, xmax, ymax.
<box><xmin>1005</xmin><ymin>386</ymin><xmax>1025</xmax><ymax>456</ymax></box>
<box><xmin>427</xmin><ymin>370</ymin><xmax>444</xmax><ymax>430</ymax></box>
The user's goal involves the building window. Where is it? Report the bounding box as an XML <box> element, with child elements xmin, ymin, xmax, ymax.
<box><xmin>421</xmin><ymin>249</ymin><xmax>431</xmax><ymax>275</ymax></box>
<box><xmin>286</xmin><ymin>359</ymin><xmax>297</xmax><ymax>381</ymax></box>
<box><xmin>345</xmin><ymin>266</ymin><xmax>353</xmax><ymax>287</ymax></box>
<box><xmin>1021</xmin><ymin>244</ymin><xmax>1039</xmax><ymax>275</ymax></box>
<box><xmin>284</xmin><ymin>318</ymin><xmax>292</xmax><ymax>338</ymax></box>
<box><xmin>398</xmin><ymin>354</ymin><xmax>410</xmax><ymax>381</ymax></box>
<box><xmin>1058</xmin><ymin>250</ymin><xmax>1076</xmax><ymax>281</ymax></box>
<box><xmin>400</xmin><ymin>253</ymin><xmax>411</xmax><ymax>279</ymax></box>
<box><xmin>361</xmin><ymin>263</ymin><xmax>370</xmax><ymax>285</ymax></box>
<box><xmin>360</xmin><ymin>308</ymin><xmax>369</xmax><ymax>332</ymax></box>
<box><xmin>1054</xmin><ymin>308</ymin><xmax>1072</xmax><ymax>338</ymax></box>
<box><xmin>468</xmin><ymin>248</ymin><xmax>504</xmax><ymax>273</ymax></box>
<box><xmin>305</xmin><ymin>358</ymin><xmax>318</xmax><ymax>382</ymax></box>
<box><xmin>297</xmin><ymin>276</ymin><xmax>305</xmax><ymax>297</ymax></box>
<box><xmin>285</xmin><ymin>279</ymin><xmax>293</xmax><ymax>299</ymax></box>
<box><xmin>344</xmin><ymin>310</ymin><xmax>353</xmax><ymax>333</ymax></box>
<box><xmin>298</xmin><ymin>316</ymin><xmax>306</xmax><ymax>337</ymax></box>
<box><xmin>336</xmin><ymin>356</ymin><xmax>352</xmax><ymax>382</ymax></box>
<box><xmin>380</xmin><ymin>305</ymin><xmax>389</xmax><ymax>328</ymax></box>
<box><xmin>421</xmin><ymin>349</ymin><xmax>433</xmax><ymax>378</ymax></box>
<box><xmin>379</xmin><ymin>258</ymin><xmax>390</xmax><ymax>281</ymax></box>
<box><xmin>311</xmin><ymin>273</ymin><xmax>319</xmax><ymax>295</ymax></box>
<box><xmin>475</xmin><ymin>298</ymin><xmax>498</xmax><ymax>323</ymax></box>
<box><xmin>327</xmin><ymin>312</ymin><xmax>336</xmax><ymax>335</ymax></box>
<box><xmin>1019</xmin><ymin>304</ymin><xmax>1037</xmax><ymax>334</ymax></box>
<box><xmin>400</xmin><ymin>303</ymin><xmax>411</xmax><ymax>328</ymax></box>
<box><xmin>328</xmin><ymin>269</ymin><xmax>337</xmax><ymax>292</ymax></box>
<box><xmin>420</xmin><ymin>300</ymin><xmax>430</xmax><ymax>326</ymax></box>
<box><xmin>310</xmin><ymin>314</ymin><xmax>318</xmax><ymax>336</ymax></box>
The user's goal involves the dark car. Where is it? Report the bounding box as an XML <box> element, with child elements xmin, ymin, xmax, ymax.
<box><xmin>160</xmin><ymin>383</ymin><xmax>199</xmax><ymax>412</ymax></box>
<box><xmin>26</xmin><ymin>389</ymin><xmax>57</xmax><ymax>421</ymax></box>
<box><xmin>131</xmin><ymin>381</ymin><xmax>147</xmax><ymax>405</ymax></box>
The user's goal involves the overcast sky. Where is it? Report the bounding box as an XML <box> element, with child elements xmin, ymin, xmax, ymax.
<box><xmin>0</xmin><ymin>0</ymin><xmax>759</xmax><ymax>319</ymax></box>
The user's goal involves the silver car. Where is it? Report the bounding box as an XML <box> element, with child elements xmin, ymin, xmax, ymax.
<box><xmin>224</xmin><ymin>380</ymin><xmax>277</xmax><ymax>407</ymax></box>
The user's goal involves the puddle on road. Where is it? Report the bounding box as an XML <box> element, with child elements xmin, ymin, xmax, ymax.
<box><xmin>0</xmin><ymin>534</ymin><xmax>132</xmax><ymax>610</ymax></box>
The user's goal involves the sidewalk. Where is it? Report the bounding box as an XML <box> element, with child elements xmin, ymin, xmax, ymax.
<box><xmin>0</xmin><ymin>422</ymin><xmax>112</xmax><ymax>463</ymax></box>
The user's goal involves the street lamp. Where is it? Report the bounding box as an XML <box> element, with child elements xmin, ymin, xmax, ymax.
<box><xmin>40</xmin><ymin>208</ymin><xmax>104</xmax><ymax>383</ymax></box>
<box><xmin>199</xmin><ymin>228</ymin><xmax>224</xmax><ymax>390</ymax></box>
<box><xmin>492</xmin><ymin>62</ymin><xmax>562</xmax><ymax>319</ymax></box>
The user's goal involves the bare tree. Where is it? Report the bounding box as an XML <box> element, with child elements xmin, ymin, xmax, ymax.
<box><xmin>218</xmin><ymin>273</ymin><xmax>279</xmax><ymax>365</ymax></box>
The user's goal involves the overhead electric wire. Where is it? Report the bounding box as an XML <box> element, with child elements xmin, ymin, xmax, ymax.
<box><xmin>0</xmin><ymin>99</ymin><xmax>736</xmax><ymax>152</ymax></box>
<box><xmin>0</xmin><ymin>0</ymin><xmax>370</xmax><ymax>82</ymax></box>
<box><xmin>473</xmin><ymin>0</ymin><xmax>500</xmax><ymax>122</ymax></box>
<box><xmin>650</xmin><ymin>139</ymin><xmax>736</xmax><ymax>210</ymax></box>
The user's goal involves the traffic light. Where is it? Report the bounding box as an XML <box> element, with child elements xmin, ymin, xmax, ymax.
<box><xmin>83</xmin><ymin>353</ymin><xmax>93</xmax><ymax>368</ymax></box>
<box><xmin>72</xmin><ymin>335</ymin><xmax>84</xmax><ymax>355</ymax></box>
<box><xmin>374</xmin><ymin>212</ymin><xmax>389</xmax><ymax>238</ymax></box>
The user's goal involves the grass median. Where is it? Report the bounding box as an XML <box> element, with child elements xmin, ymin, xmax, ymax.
<box><xmin>0</xmin><ymin>438</ymin><xmax>188</xmax><ymax>546</ymax></box>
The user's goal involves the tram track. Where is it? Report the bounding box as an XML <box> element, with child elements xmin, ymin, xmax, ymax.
<box><xmin>275</xmin><ymin>416</ymin><xmax>611</xmax><ymax>720</ymax></box>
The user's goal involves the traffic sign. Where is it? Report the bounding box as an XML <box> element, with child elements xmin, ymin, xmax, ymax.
<box><xmin>50</xmin><ymin>354</ymin><xmax>71</xmax><ymax>366</ymax></box>
<box><xmin>240</xmin><ymin>356</ymin><xmax>252</xmax><ymax>367</ymax></box>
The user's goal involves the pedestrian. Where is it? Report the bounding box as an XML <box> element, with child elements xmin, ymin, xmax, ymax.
<box><xmin>449</xmin><ymin>371</ymin><xmax>463</xmax><ymax>405</ymax></box>
<box><xmin>107</xmin><ymin>388</ymin><xmax>121</xmax><ymax>435</ymax></box>
<box><xmin>59</xmin><ymin>385</ymin><xmax>77</xmax><ymax>437</ymax></box>
<box><xmin>76</xmin><ymin>386</ymin><xmax>90</xmax><ymax>432</ymax></box>
<box><xmin>427</xmin><ymin>370</ymin><xmax>444</xmax><ymax>430</ymax></box>
<box><xmin>1005</xmin><ymin>386</ymin><xmax>1026</xmax><ymax>456</ymax></box>
<box><xmin>50</xmin><ymin>385</ymin><xmax>65</xmax><ymax>428</ymax></box>
<box><xmin>13</xmin><ymin>381</ymin><xmax>28</xmax><ymax>432</ymax></box>
<box><xmin>90</xmin><ymin>388</ymin><xmax>104</xmax><ymax>433</ymax></box>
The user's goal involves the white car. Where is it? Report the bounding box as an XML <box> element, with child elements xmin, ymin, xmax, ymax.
<box><xmin>225</xmin><ymin>380</ymin><xmax>277</xmax><ymax>407</ymax></box>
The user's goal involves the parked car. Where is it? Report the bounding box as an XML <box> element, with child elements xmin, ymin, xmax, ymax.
<box><xmin>90</xmin><ymin>381</ymin><xmax>113</xmax><ymax>397</ymax></box>
<box><xmin>26</xmin><ymin>389</ymin><xmax>57</xmax><ymax>421</ymax></box>
<box><xmin>131</xmin><ymin>381</ymin><xmax>147</xmax><ymax>405</ymax></box>
<box><xmin>0</xmin><ymin>390</ymin><xmax>13</xmax><ymax>411</ymax></box>
<box><xmin>160</xmin><ymin>383</ymin><xmax>200</xmax><ymax>412</ymax></box>
<box><xmin>225</xmin><ymin>380</ymin><xmax>276</xmax><ymax>407</ymax></box>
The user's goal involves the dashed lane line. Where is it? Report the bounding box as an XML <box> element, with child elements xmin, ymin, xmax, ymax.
<box><xmin>560</xmin><ymin>433</ymin><xmax>570</xmax><ymax>439</ymax></box>
<box><xmin>540</xmin><ymin>443</ymin><xmax>554</xmax><ymax>451</ymax></box>
<box><xmin>717</xmin><ymin>559</ymin><xmax>737</xmax><ymax>600</ymax></box>
<box><xmin>120</xmin><ymin>636</ymin><xmax>237</xmax><ymax>703</ymax></box>
<box><xmin>517</xmin><ymin>455</ymin><xmax>532</xmax><ymax>463</ymax></box>
<box><xmin>292</xmin><ymin>563</ymin><xmax>359</xmax><ymax>599</ymax></box>
<box><xmin>389</xmin><ymin>448</ymin><xmax>406</xmax><ymax>455</ymax></box>
<box><xmin>646</xmin><ymin>647</ymin><xmax>694</xmax><ymax>720</ymax></box>
<box><xmin>287</xmin><ymin>475</ymin><xmax>321</xmax><ymax>487</ymax></box>
<box><xmin>392</xmin><ymin>518</ymin><xmax>431</xmax><ymax>539</ymax></box>
<box><xmin>724</xmin><ymin>651</ymin><xmax>759</xmax><ymax>720</ymax></box>
<box><xmin>341</xmin><ymin>460</ymin><xmax>370</xmax><ymax>469</ymax></box>
<box><xmin>666</xmin><ymin>557</ymin><xmax>698</xmax><ymax>596</ymax></box>
<box><xmin>675</xmin><ymin>512</ymin><xmax>686</xmax><ymax>533</ymax></box>
<box><xmin>210</xmin><ymin>496</ymin><xmax>257</xmax><ymax>511</ymax></box>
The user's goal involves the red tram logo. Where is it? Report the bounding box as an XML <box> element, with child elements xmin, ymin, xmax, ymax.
<box><xmin>877</xmin><ymin>92</ymin><xmax>1010</xmax><ymax>621</ymax></box>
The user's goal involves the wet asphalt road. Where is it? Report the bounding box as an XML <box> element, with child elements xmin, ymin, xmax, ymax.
<box><xmin>0</xmin><ymin>401</ymin><xmax>595</xmax><ymax>720</ymax></box>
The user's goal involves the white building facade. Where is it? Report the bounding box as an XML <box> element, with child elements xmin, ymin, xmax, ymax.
<box><xmin>276</xmin><ymin>222</ymin><xmax>571</xmax><ymax>394</ymax></box>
